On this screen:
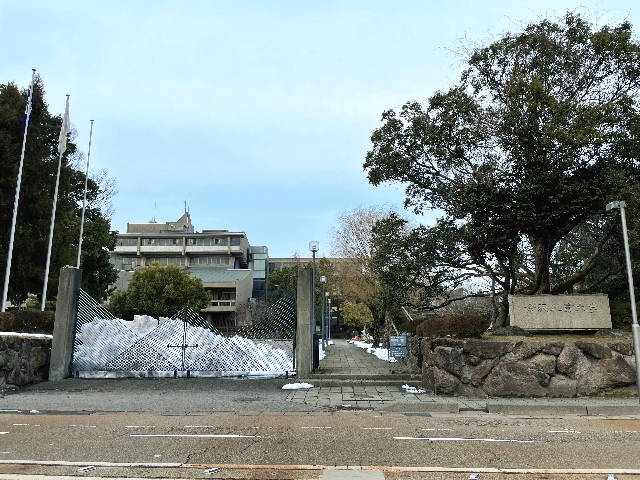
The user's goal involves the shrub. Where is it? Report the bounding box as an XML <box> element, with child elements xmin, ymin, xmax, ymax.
<box><xmin>0</xmin><ymin>310</ymin><xmax>55</xmax><ymax>334</ymax></box>
<box><xmin>610</xmin><ymin>302</ymin><xmax>633</xmax><ymax>331</ymax></box>
<box><xmin>415</xmin><ymin>314</ymin><xmax>488</xmax><ymax>338</ymax></box>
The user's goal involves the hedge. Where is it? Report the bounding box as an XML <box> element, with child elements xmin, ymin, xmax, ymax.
<box><xmin>0</xmin><ymin>310</ymin><xmax>55</xmax><ymax>334</ymax></box>
<box><xmin>415</xmin><ymin>314</ymin><xmax>488</xmax><ymax>339</ymax></box>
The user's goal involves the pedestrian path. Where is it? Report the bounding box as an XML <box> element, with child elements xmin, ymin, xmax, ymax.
<box><xmin>315</xmin><ymin>339</ymin><xmax>391</xmax><ymax>376</ymax></box>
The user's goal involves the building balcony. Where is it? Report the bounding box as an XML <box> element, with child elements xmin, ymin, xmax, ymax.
<box><xmin>114</xmin><ymin>246</ymin><xmax>137</xmax><ymax>252</ymax></box>
<box><xmin>185</xmin><ymin>245</ymin><xmax>243</xmax><ymax>253</ymax></box>
<box><xmin>201</xmin><ymin>300</ymin><xmax>236</xmax><ymax>313</ymax></box>
<box><xmin>139</xmin><ymin>246</ymin><xmax>183</xmax><ymax>253</ymax></box>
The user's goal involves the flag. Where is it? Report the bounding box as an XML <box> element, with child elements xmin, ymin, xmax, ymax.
<box><xmin>21</xmin><ymin>84</ymin><xmax>34</xmax><ymax>132</ymax></box>
<box><xmin>58</xmin><ymin>96</ymin><xmax>70</xmax><ymax>155</ymax></box>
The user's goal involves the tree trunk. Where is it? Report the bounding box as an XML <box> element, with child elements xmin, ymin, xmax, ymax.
<box><xmin>532</xmin><ymin>238</ymin><xmax>551</xmax><ymax>294</ymax></box>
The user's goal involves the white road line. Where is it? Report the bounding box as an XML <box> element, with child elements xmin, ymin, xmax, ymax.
<box><xmin>0</xmin><ymin>433</ymin><xmax>8</xmax><ymax>435</ymax></box>
<box><xmin>422</xmin><ymin>428</ymin><xmax>453</xmax><ymax>431</ymax></box>
<box><xmin>12</xmin><ymin>424</ymin><xmax>39</xmax><ymax>427</ymax></box>
<box><xmin>126</xmin><ymin>426</ymin><xmax>156</xmax><ymax>428</ymax></box>
<box><xmin>394</xmin><ymin>437</ymin><xmax>533</xmax><ymax>443</ymax></box>
<box><xmin>362</xmin><ymin>427</ymin><xmax>392</xmax><ymax>430</ymax></box>
<box><xmin>130</xmin><ymin>434</ymin><xmax>260</xmax><ymax>438</ymax></box>
<box><xmin>302</xmin><ymin>426</ymin><xmax>331</xmax><ymax>429</ymax></box>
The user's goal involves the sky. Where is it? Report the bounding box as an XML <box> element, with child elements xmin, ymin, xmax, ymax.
<box><xmin>1</xmin><ymin>1</ymin><xmax>638</xmax><ymax>258</ymax></box>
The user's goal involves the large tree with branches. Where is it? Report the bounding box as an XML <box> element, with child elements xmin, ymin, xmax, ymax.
<box><xmin>365</xmin><ymin>13</ymin><xmax>640</xmax><ymax>325</ymax></box>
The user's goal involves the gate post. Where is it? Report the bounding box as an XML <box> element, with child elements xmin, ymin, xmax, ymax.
<box><xmin>296</xmin><ymin>267</ymin><xmax>312</xmax><ymax>378</ymax></box>
<box><xmin>49</xmin><ymin>266</ymin><xmax>82</xmax><ymax>381</ymax></box>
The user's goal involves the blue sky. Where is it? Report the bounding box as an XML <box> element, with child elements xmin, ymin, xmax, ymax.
<box><xmin>1</xmin><ymin>1</ymin><xmax>637</xmax><ymax>258</ymax></box>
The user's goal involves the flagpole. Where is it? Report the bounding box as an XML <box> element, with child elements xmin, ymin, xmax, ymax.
<box><xmin>2</xmin><ymin>69</ymin><xmax>36</xmax><ymax>312</ymax></box>
<box><xmin>77</xmin><ymin>120</ymin><xmax>94</xmax><ymax>268</ymax></box>
<box><xmin>41</xmin><ymin>94</ymin><xmax>70</xmax><ymax>311</ymax></box>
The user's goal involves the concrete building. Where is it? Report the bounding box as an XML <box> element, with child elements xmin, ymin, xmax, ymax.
<box><xmin>110</xmin><ymin>212</ymin><xmax>268</xmax><ymax>325</ymax></box>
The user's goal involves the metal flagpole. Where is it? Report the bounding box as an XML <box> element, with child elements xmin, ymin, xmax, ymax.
<box><xmin>42</xmin><ymin>95</ymin><xmax>70</xmax><ymax>311</ymax></box>
<box><xmin>2</xmin><ymin>69</ymin><xmax>36</xmax><ymax>312</ymax></box>
<box><xmin>76</xmin><ymin>120</ymin><xmax>94</xmax><ymax>268</ymax></box>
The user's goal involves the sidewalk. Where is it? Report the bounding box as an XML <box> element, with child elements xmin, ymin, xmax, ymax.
<box><xmin>289</xmin><ymin>338</ymin><xmax>640</xmax><ymax>415</ymax></box>
<box><xmin>0</xmin><ymin>339</ymin><xmax>638</xmax><ymax>416</ymax></box>
<box><xmin>313</xmin><ymin>338</ymin><xmax>393</xmax><ymax>377</ymax></box>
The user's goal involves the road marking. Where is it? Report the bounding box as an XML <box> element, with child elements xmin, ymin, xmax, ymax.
<box><xmin>548</xmin><ymin>429</ymin><xmax>581</xmax><ymax>433</ymax></box>
<box><xmin>394</xmin><ymin>437</ymin><xmax>533</xmax><ymax>443</ymax></box>
<box><xmin>70</xmin><ymin>425</ymin><xmax>96</xmax><ymax>428</ymax></box>
<box><xmin>0</xmin><ymin>433</ymin><xmax>7</xmax><ymax>435</ymax></box>
<box><xmin>0</xmin><ymin>461</ymin><xmax>639</xmax><ymax>475</ymax></box>
<box><xmin>362</xmin><ymin>427</ymin><xmax>392</xmax><ymax>430</ymax></box>
<box><xmin>126</xmin><ymin>425</ymin><xmax>156</xmax><ymax>428</ymax></box>
<box><xmin>422</xmin><ymin>428</ymin><xmax>453</xmax><ymax>431</ymax></box>
<box><xmin>302</xmin><ymin>426</ymin><xmax>331</xmax><ymax>429</ymax></box>
<box><xmin>12</xmin><ymin>424</ymin><xmax>39</xmax><ymax>427</ymax></box>
<box><xmin>131</xmin><ymin>434</ymin><xmax>260</xmax><ymax>438</ymax></box>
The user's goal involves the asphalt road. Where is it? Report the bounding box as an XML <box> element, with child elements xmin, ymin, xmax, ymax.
<box><xmin>1</xmin><ymin>410</ymin><xmax>639</xmax><ymax>479</ymax></box>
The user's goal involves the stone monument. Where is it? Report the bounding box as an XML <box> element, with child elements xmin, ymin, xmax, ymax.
<box><xmin>509</xmin><ymin>294</ymin><xmax>611</xmax><ymax>330</ymax></box>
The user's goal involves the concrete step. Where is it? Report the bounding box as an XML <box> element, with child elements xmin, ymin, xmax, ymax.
<box><xmin>302</xmin><ymin>374</ymin><xmax>422</xmax><ymax>387</ymax></box>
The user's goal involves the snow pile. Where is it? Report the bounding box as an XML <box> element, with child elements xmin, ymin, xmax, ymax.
<box><xmin>74</xmin><ymin>316</ymin><xmax>293</xmax><ymax>373</ymax></box>
<box><xmin>348</xmin><ymin>339</ymin><xmax>396</xmax><ymax>362</ymax></box>
<box><xmin>402</xmin><ymin>384</ymin><xmax>426</xmax><ymax>394</ymax></box>
<box><xmin>282</xmin><ymin>382</ymin><xmax>314</xmax><ymax>390</ymax></box>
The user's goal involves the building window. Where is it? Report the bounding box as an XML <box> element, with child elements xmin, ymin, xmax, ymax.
<box><xmin>118</xmin><ymin>238</ymin><xmax>138</xmax><ymax>247</ymax></box>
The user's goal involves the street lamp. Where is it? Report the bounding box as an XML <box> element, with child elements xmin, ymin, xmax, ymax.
<box><xmin>320</xmin><ymin>276</ymin><xmax>326</xmax><ymax>350</ymax></box>
<box><xmin>309</xmin><ymin>241</ymin><xmax>319</xmax><ymax>370</ymax></box>
<box><xmin>327</xmin><ymin>297</ymin><xmax>331</xmax><ymax>341</ymax></box>
<box><xmin>606</xmin><ymin>201</ymin><xmax>640</xmax><ymax>402</ymax></box>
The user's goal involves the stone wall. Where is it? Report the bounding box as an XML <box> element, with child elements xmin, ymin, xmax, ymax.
<box><xmin>420</xmin><ymin>338</ymin><xmax>637</xmax><ymax>397</ymax></box>
<box><xmin>0</xmin><ymin>336</ymin><xmax>51</xmax><ymax>388</ymax></box>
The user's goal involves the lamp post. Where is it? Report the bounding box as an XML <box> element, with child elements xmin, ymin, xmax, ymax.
<box><xmin>320</xmin><ymin>276</ymin><xmax>326</xmax><ymax>350</ymax></box>
<box><xmin>606</xmin><ymin>201</ymin><xmax>640</xmax><ymax>402</ymax></box>
<box><xmin>309</xmin><ymin>241</ymin><xmax>319</xmax><ymax>370</ymax></box>
<box><xmin>327</xmin><ymin>298</ymin><xmax>331</xmax><ymax>341</ymax></box>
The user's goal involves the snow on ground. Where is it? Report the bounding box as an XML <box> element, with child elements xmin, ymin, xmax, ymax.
<box><xmin>402</xmin><ymin>384</ymin><xmax>426</xmax><ymax>394</ymax></box>
<box><xmin>282</xmin><ymin>382</ymin><xmax>314</xmax><ymax>390</ymax></box>
<box><xmin>348</xmin><ymin>339</ymin><xmax>396</xmax><ymax>362</ymax></box>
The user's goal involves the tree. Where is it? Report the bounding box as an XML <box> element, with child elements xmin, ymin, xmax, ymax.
<box><xmin>364</xmin><ymin>13</ymin><xmax>640</xmax><ymax>324</ymax></box>
<box><xmin>330</xmin><ymin>206</ymin><xmax>399</xmax><ymax>341</ymax></box>
<box><xmin>109</xmin><ymin>263</ymin><xmax>210</xmax><ymax>320</ymax></box>
<box><xmin>267</xmin><ymin>256</ymin><xmax>336</xmax><ymax>324</ymax></box>
<box><xmin>0</xmin><ymin>77</ymin><xmax>118</xmax><ymax>305</ymax></box>
<box><xmin>341</xmin><ymin>301</ymin><xmax>374</xmax><ymax>333</ymax></box>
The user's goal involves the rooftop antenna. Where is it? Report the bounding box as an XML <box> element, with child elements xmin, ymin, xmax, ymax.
<box><xmin>188</xmin><ymin>195</ymin><xmax>190</xmax><ymax>214</ymax></box>
<box><xmin>150</xmin><ymin>201</ymin><xmax>157</xmax><ymax>223</ymax></box>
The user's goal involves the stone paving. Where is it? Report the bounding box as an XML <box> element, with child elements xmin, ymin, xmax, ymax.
<box><xmin>285</xmin><ymin>338</ymin><xmax>640</xmax><ymax>415</ymax></box>
<box><xmin>313</xmin><ymin>338</ymin><xmax>392</xmax><ymax>376</ymax></box>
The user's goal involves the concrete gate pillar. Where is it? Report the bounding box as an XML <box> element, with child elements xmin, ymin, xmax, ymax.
<box><xmin>296</xmin><ymin>267</ymin><xmax>313</xmax><ymax>378</ymax></box>
<box><xmin>49</xmin><ymin>266</ymin><xmax>82</xmax><ymax>381</ymax></box>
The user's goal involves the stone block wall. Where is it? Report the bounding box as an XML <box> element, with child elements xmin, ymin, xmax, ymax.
<box><xmin>0</xmin><ymin>336</ymin><xmax>51</xmax><ymax>388</ymax></box>
<box><xmin>420</xmin><ymin>338</ymin><xmax>637</xmax><ymax>397</ymax></box>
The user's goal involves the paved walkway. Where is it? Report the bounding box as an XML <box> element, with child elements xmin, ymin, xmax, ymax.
<box><xmin>314</xmin><ymin>339</ymin><xmax>392</xmax><ymax>376</ymax></box>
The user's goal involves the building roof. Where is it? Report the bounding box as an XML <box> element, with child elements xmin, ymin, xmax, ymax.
<box><xmin>189</xmin><ymin>268</ymin><xmax>252</xmax><ymax>283</ymax></box>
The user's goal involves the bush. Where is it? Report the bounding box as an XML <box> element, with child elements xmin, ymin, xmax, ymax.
<box><xmin>610</xmin><ymin>302</ymin><xmax>633</xmax><ymax>331</ymax></box>
<box><xmin>0</xmin><ymin>310</ymin><xmax>55</xmax><ymax>334</ymax></box>
<box><xmin>415</xmin><ymin>314</ymin><xmax>489</xmax><ymax>338</ymax></box>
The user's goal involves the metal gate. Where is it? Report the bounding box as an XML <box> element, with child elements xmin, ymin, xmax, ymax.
<box><xmin>71</xmin><ymin>289</ymin><xmax>297</xmax><ymax>378</ymax></box>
